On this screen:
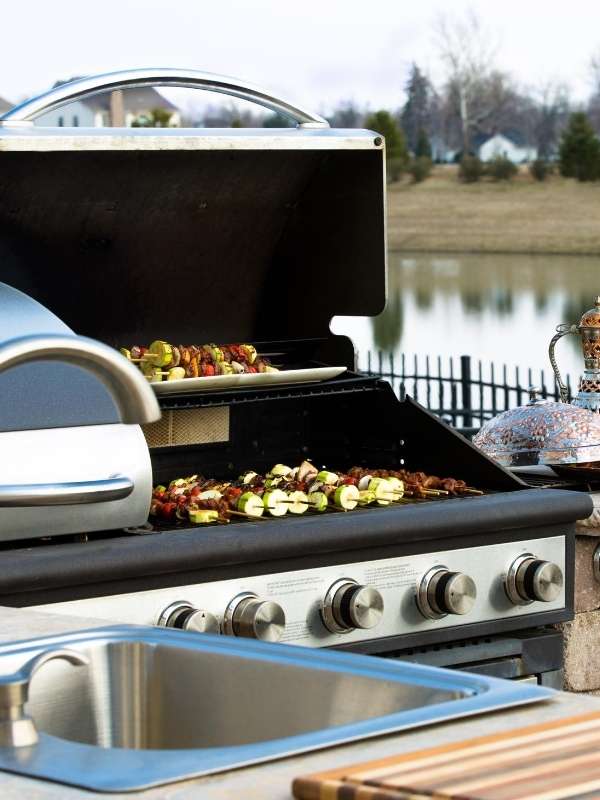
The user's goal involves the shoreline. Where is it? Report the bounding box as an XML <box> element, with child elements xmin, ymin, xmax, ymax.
<box><xmin>386</xmin><ymin>165</ymin><xmax>600</xmax><ymax>256</ymax></box>
<box><xmin>388</xmin><ymin>247</ymin><xmax>600</xmax><ymax>257</ymax></box>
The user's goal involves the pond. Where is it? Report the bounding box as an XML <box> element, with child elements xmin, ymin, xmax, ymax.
<box><xmin>332</xmin><ymin>252</ymin><xmax>600</xmax><ymax>388</ymax></box>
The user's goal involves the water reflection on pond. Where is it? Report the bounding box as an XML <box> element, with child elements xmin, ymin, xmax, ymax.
<box><xmin>332</xmin><ymin>252</ymin><xmax>599</xmax><ymax>383</ymax></box>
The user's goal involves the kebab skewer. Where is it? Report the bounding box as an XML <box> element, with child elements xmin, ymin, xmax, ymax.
<box><xmin>120</xmin><ymin>341</ymin><xmax>279</xmax><ymax>383</ymax></box>
<box><xmin>149</xmin><ymin>460</ymin><xmax>483</xmax><ymax>528</ymax></box>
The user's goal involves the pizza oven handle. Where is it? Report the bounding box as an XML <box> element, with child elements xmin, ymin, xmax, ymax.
<box><xmin>0</xmin><ymin>478</ymin><xmax>134</xmax><ymax>507</ymax></box>
<box><xmin>0</xmin><ymin>68</ymin><xmax>330</xmax><ymax>129</ymax></box>
<box><xmin>0</xmin><ymin>334</ymin><xmax>161</xmax><ymax>425</ymax></box>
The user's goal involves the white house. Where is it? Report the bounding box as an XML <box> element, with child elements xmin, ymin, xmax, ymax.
<box><xmin>34</xmin><ymin>87</ymin><xmax>180</xmax><ymax>128</ymax></box>
<box><xmin>0</xmin><ymin>95</ymin><xmax>12</xmax><ymax>116</ymax></box>
<box><xmin>478</xmin><ymin>133</ymin><xmax>537</xmax><ymax>163</ymax></box>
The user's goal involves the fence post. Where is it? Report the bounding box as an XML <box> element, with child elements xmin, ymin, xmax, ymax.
<box><xmin>461</xmin><ymin>355</ymin><xmax>472</xmax><ymax>428</ymax></box>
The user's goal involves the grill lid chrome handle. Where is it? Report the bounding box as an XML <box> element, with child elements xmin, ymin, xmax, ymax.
<box><xmin>0</xmin><ymin>68</ymin><xmax>330</xmax><ymax>129</ymax></box>
<box><xmin>0</xmin><ymin>334</ymin><xmax>160</xmax><ymax>425</ymax></box>
<box><xmin>0</xmin><ymin>478</ymin><xmax>134</xmax><ymax>507</ymax></box>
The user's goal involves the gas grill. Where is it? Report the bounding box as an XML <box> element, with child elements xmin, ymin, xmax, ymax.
<box><xmin>0</xmin><ymin>69</ymin><xmax>592</xmax><ymax>688</ymax></box>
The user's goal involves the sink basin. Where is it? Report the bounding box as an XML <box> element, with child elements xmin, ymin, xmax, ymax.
<box><xmin>0</xmin><ymin>626</ymin><xmax>551</xmax><ymax>792</ymax></box>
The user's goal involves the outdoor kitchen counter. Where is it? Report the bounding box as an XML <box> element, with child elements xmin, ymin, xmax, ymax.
<box><xmin>1</xmin><ymin>607</ymin><xmax>599</xmax><ymax>800</ymax></box>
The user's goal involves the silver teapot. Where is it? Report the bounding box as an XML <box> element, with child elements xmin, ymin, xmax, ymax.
<box><xmin>549</xmin><ymin>295</ymin><xmax>600</xmax><ymax>413</ymax></box>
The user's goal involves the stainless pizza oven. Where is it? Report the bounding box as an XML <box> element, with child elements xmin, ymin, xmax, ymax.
<box><xmin>0</xmin><ymin>283</ymin><xmax>159</xmax><ymax>540</ymax></box>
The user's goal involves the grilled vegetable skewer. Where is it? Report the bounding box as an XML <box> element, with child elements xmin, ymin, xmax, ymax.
<box><xmin>149</xmin><ymin>461</ymin><xmax>483</xmax><ymax>526</ymax></box>
<box><xmin>120</xmin><ymin>341</ymin><xmax>279</xmax><ymax>382</ymax></box>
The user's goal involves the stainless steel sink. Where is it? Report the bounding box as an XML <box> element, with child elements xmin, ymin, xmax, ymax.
<box><xmin>0</xmin><ymin>626</ymin><xmax>551</xmax><ymax>792</ymax></box>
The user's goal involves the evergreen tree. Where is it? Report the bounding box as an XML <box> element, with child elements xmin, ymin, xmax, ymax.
<box><xmin>401</xmin><ymin>64</ymin><xmax>432</xmax><ymax>153</ymax></box>
<box><xmin>559</xmin><ymin>112</ymin><xmax>600</xmax><ymax>181</ymax></box>
<box><xmin>131</xmin><ymin>107</ymin><xmax>174</xmax><ymax>128</ymax></box>
<box><xmin>365</xmin><ymin>110</ymin><xmax>408</xmax><ymax>181</ymax></box>
<box><xmin>415</xmin><ymin>129</ymin><xmax>432</xmax><ymax>158</ymax></box>
<box><xmin>262</xmin><ymin>112</ymin><xmax>294</xmax><ymax>128</ymax></box>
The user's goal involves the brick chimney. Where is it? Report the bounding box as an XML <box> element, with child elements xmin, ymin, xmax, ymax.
<box><xmin>109</xmin><ymin>89</ymin><xmax>125</xmax><ymax>127</ymax></box>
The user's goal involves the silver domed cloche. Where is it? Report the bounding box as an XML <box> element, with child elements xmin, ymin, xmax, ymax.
<box><xmin>473</xmin><ymin>387</ymin><xmax>600</xmax><ymax>467</ymax></box>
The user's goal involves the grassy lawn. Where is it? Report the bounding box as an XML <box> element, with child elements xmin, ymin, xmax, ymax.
<box><xmin>387</xmin><ymin>165</ymin><xmax>600</xmax><ymax>255</ymax></box>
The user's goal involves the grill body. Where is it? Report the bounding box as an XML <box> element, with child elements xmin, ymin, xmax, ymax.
<box><xmin>0</xmin><ymin>72</ymin><xmax>593</xmax><ymax>684</ymax></box>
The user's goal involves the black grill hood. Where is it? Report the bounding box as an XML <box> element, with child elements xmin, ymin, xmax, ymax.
<box><xmin>0</xmin><ymin>145</ymin><xmax>385</xmax><ymax>361</ymax></box>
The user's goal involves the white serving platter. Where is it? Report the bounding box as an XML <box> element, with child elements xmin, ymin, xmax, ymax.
<box><xmin>151</xmin><ymin>365</ymin><xmax>347</xmax><ymax>394</ymax></box>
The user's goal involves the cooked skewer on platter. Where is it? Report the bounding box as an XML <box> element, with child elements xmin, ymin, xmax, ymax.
<box><xmin>149</xmin><ymin>460</ymin><xmax>484</xmax><ymax>527</ymax></box>
<box><xmin>119</xmin><ymin>341</ymin><xmax>280</xmax><ymax>383</ymax></box>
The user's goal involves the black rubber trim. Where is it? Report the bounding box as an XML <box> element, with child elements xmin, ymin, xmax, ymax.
<box><xmin>522</xmin><ymin>560</ymin><xmax>542</xmax><ymax>601</ymax></box>
<box><xmin>0</xmin><ymin>488</ymin><xmax>589</xmax><ymax>598</ymax></box>
<box><xmin>434</xmin><ymin>571</ymin><xmax>455</xmax><ymax>614</ymax></box>
<box><xmin>338</xmin><ymin>584</ymin><xmax>361</xmax><ymax>628</ymax></box>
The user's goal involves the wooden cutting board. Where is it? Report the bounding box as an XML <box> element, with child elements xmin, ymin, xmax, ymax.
<box><xmin>292</xmin><ymin>710</ymin><xmax>600</xmax><ymax>800</ymax></box>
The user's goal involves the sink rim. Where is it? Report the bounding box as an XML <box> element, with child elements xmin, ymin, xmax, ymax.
<box><xmin>0</xmin><ymin>624</ymin><xmax>553</xmax><ymax>793</ymax></box>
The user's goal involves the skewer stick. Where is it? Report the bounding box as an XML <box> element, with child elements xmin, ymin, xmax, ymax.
<box><xmin>404</xmin><ymin>487</ymin><xmax>447</xmax><ymax>497</ymax></box>
<box><xmin>276</xmin><ymin>501</ymin><xmax>321</xmax><ymax>507</ymax></box>
<box><xmin>226</xmin><ymin>509</ymin><xmax>268</xmax><ymax>520</ymax></box>
<box><xmin>460</xmin><ymin>488</ymin><xmax>484</xmax><ymax>495</ymax></box>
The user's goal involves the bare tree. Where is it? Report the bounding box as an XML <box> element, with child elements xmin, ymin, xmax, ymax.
<box><xmin>588</xmin><ymin>50</ymin><xmax>600</xmax><ymax>132</ymax></box>
<box><xmin>532</xmin><ymin>82</ymin><xmax>571</xmax><ymax>158</ymax></box>
<box><xmin>327</xmin><ymin>101</ymin><xmax>364</xmax><ymax>128</ymax></box>
<box><xmin>433</xmin><ymin>8</ymin><xmax>499</xmax><ymax>152</ymax></box>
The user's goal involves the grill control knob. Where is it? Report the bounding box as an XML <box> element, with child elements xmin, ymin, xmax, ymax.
<box><xmin>157</xmin><ymin>601</ymin><xmax>220</xmax><ymax>634</ymax></box>
<box><xmin>506</xmin><ymin>554</ymin><xmax>563</xmax><ymax>605</ymax></box>
<box><xmin>417</xmin><ymin>567</ymin><xmax>477</xmax><ymax>619</ymax></box>
<box><xmin>321</xmin><ymin>579</ymin><xmax>384</xmax><ymax>633</ymax></box>
<box><xmin>224</xmin><ymin>593</ymin><xmax>286</xmax><ymax>642</ymax></box>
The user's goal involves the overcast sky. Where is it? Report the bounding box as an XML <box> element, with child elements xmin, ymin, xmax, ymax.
<box><xmin>2</xmin><ymin>0</ymin><xmax>599</xmax><ymax>113</ymax></box>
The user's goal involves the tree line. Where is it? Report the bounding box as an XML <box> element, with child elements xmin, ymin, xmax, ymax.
<box><xmin>194</xmin><ymin>10</ymin><xmax>600</xmax><ymax>183</ymax></box>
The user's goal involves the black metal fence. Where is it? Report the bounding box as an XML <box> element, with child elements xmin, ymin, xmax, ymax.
<box><xmin>362</xmin><ymin>352</ymin><xmax>572</xmax><ymax>434</ymax></box>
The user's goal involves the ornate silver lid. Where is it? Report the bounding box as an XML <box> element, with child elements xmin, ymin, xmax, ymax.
<box><xmin>473</xmin><ymin>388</ymin><xmax>600</xmax><ymax>466</ymax></box>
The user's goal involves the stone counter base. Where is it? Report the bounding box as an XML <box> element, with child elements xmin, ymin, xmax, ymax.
<box><xmin>561</xmin><ymin>533</ymin><xmax>600</xmax><ymax>692</ymax></box>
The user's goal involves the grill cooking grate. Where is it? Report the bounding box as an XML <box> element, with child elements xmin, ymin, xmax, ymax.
<box><xmin>148</xmin><ymin>491</ymin><xmax>486</xmax><ymax>532</ymax></box>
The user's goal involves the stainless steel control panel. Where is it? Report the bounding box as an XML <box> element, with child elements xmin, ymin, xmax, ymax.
<box><xmin>34</xmin><ymin>536</ymin><xmax>566</xmax><ymax>647</ymax></box>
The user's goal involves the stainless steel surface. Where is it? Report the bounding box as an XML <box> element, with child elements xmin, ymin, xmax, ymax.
<box><xmin>0</xmin><ymin>282</ymin><xmax>72</xmax><ymax>339</ymax></box>
<box><xmin>340</xmin><ymin>585</ymin><xmax>384</xmax><ymax>631</ymax></box>
<box><xmin>0</xmin><ymin>626</ymin><xmax>550</xmax><ymax>791</ymax></box>
<box><xmin>473</xmin><ymin>398</ymin><xmax>600</xmax><ymax>466</ymax></box>
<box><xmin>505</xmin><ymin>554</ymin><xmax>564</xmax><ymax>605</ymax></box>
<box><xmin>226</xmin><ymin>593</ymin><xmax>286</xmax><ymax>642</ymax></box>
<box><xmin>443</xmin><ymin>573</ymin><xmax>478</xmax><ymax>615</ymax></box>
<box><xmin>0</xmin><ymin>334</ymin><xmax>160</xmax><ymax>425</ymax></box>
<box><xmin>0</xmin><ymin>68</ymin><xmax>329</xmax><ymax>129</ymax></box>
<box><xmin>0</xmin><ymin>126</ymin><xmax>381</xmax><ymax>152</ymax></box>
<box><xmin>323</xmin><ymin>580</ymin><xmax>384</xmax><ymax>633</ymax></box>
<box><xmin>417</xmin><ymin>567</ymin><xmax>477</xmax><ymax>619</ymax></box>
<box><xmin>530</xmin><ymin>561</ymin><xmax>563</xmax><ymax>602</ymax></box>
<box><xmin>0</xmin><ymin>424</ymin><xmax>152</xmax><ymax>540</ymax></box>
<box><xmin>0</xmin><ymin>477</ymin><xmax>133</xmax><ymax>507</ymax></box>
<box><xmin>157</xmin><ymin>602</ymin><xmax>220</xmax><ymax>635</ymax></box>
<box><xmin>34</xmin><ymin>537</ymin><xmax>567</xmax><ymax>648</ymax></box>
<box><xmin>0</xmin><ymin>648</ymin><xmax>88</xmax><ymax>748</ymax></box>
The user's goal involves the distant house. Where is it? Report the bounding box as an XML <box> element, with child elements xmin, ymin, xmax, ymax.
<box><xmin>430</xmin><ymin>134</ymin><xmax>458</xmax><ymax>164</ymax></box>
<box><xmin>0</xmin><ymin>95</ymin><xmax>12</xmax><ymax>116</ymax></box>
<box><xmin>33</xmin><ymin>86</ymin><xmax>180</xmax><ymax>128</ymax></box>
<box><xmin>478</xmin><ymin>132</ymin><xmax>537</xmax><ymax>163</ymax></box>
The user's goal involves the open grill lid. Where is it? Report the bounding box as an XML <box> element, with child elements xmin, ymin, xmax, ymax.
<box><xmin>0</xmin><ymin>70</ymin><xmax>386</xmax><ymax>367</ymax></box>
